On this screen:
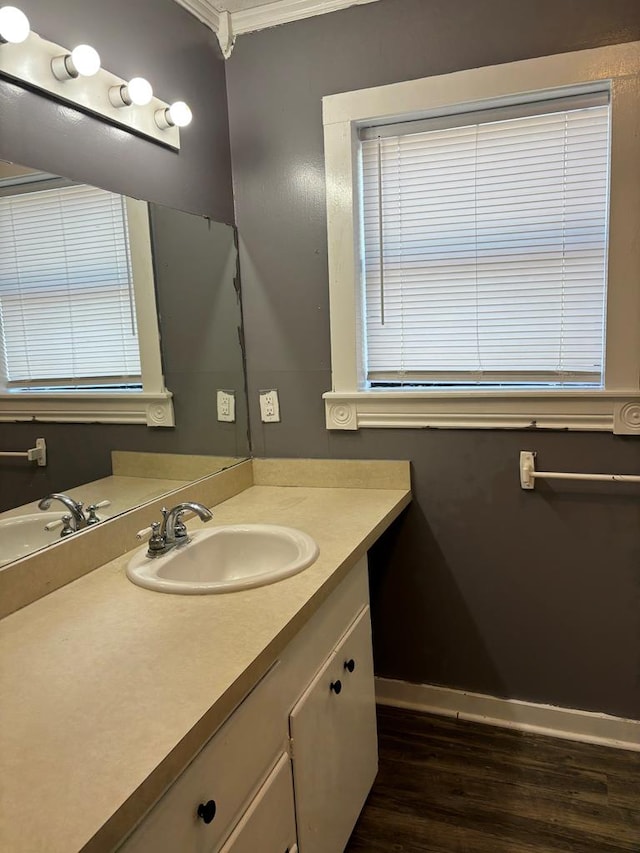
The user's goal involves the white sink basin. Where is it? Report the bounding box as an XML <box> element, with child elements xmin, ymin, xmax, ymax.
<box><xmin>0</xmin><ymin>513</ymin><xmax>65</xmax><ymax>566</ymax></box>
<box><xmin>126</xmin><ymin>524</ymin><xmax>320</xmax><ymax>594</ymax></box>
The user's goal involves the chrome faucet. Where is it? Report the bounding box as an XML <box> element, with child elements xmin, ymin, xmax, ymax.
<box><xmin>38</xmin><ymin>493</ymin><xmax>87</xmax><ymax>531</ymax></box>
<box><xmin>146</xmin><ymin>502</ymin><xmax>213</xmax><ymax>557</ymax></box>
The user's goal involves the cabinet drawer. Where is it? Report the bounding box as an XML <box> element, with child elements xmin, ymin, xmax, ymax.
<box><xmin>118</xmin><ymin>663</ymin><xmax>288</xmax><ymax>853</ymax></box>
<box><xmin>290</xmin><ymin>606</ymin><xmax>377</xmax><ymax>853</ymax></box>
<box><xmin>219</xmin><ymin>753</ymin><xmax>296</xmax><ymax>853</ymax></box>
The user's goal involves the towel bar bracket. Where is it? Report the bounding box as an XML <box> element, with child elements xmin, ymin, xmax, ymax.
<box><xmin>0</xmin><ymin>438</ymin><xmax>47</xmax><ymax>467</ymax></box>
<box><xmin>520</xmin><ymin>451</ymin><xmax>536</xmax><ymax>490</ymax></box>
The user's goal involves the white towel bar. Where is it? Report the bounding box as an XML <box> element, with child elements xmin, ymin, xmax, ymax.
<box><xmin>520</xmin><ymin>450</ymin><xmax>640</xmax><ymax>490</ymax></box>
<box><xmin>0</xmin><ymin>438</ymin><xmax>47</xmax><ymax>467</ymax></box>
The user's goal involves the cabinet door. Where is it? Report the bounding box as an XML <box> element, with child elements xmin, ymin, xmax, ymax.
<box><xmin>219</xmin><ymin>753</ymin><xmax>297</xmax><ymax>853</ymax></box>
<box><xmin>289</xmin><ymin>606</ymin><xmax>377</xmax><ymax>853</ymax></box>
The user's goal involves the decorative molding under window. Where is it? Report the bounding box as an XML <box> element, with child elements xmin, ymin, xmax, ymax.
<box><xmin>0</xmin><ymin>391</ymin><xmax>174</xmax><ymax>427</ymax></box>
<box><xmin>324</xmin><ymin>391</ymin><xmax>640</xmax><ymax>435</ymax></box>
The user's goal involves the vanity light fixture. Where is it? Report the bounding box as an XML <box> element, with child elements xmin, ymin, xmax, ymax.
<box><xmin>51</xmin><ymin>44</ymin><xmax>101</xmax><ymax>80</ymax></box>
<box><xmin>0</xmin><ymin>5</ymin><xmax>29</xmax><ymax>44</ymax></box>
<box><xmin>155</xmin><ymin>100</ymin><xmax>193</xmax><ymax>129</ymax></box>
<box><xmin>109</xmin><ymin>76</ymin><xmax>153</xmax><ymax>107</ymax></box>
<box><xmin>0</xmin><ymin>16</ymin><xmax>189</xmax><ymax>149</ymax></box>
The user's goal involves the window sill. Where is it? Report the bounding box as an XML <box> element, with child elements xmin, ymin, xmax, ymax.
<box><xmin>0</xmin><ymin>391</ymin><xmax>175</xmax><ymax>427</ymax></box>
<box><xmin>323</xmin><ymin>390</ymin><xmax>640</xmax><ymax>434</ymax></box>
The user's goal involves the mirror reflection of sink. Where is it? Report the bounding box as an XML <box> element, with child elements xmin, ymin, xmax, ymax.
<box><xmin>126</xmin><ymin>524</ymin><xmax>320</xmax><ymax>595</ymax></box>
<box><xmin>0</xmin><ymin>513</ymin><xmax>65</xmax><ymax>566</ymax></box>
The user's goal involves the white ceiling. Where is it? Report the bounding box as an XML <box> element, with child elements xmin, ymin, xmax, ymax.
<box><xmin>213</xmin><ymin>0</ymin><xmax>284</xmax><ymax>10</ymax></box>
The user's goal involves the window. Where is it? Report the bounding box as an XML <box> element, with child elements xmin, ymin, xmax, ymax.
<box><xmin>362</xmin><ymin>95</ymin><xmax>609</xmax><ymax>388</ymax></box>
<box><xmin>322</xmin><ymin>41</ymin><xmax>640</xmax><ymax>434</ymax></box>
<box><xmin>0</xmin><ymin>174</ymin><xmax>173</xmax><ymax>426</ymax></box>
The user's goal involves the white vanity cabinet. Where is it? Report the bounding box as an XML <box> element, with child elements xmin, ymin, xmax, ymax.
<box><xmin>289</xmin><ymin>606</ymin><xmax>377</xmax><ymax>853</ymax></box>
<box><xmin>117</xmin><ymin>557</ymin><xmax>376</xmax><ymax>853</ymax></box>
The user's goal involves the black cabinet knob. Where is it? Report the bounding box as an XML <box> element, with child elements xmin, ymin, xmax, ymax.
<box><xmin>197</xmin><ymin>799</ymin><xmax>217</xmax><ymax>824</ymax></box>
<box><xmin>344</xmin><ymin>658</ymin><xmax>355</xmax><ymax>673</ymax></box>
<box><xmin>330</xmin><ymin>679</ymin><xmax>342</xmax><ymax>694</ymax></box>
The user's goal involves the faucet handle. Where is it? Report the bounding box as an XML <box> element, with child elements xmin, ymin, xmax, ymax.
<box><xmin>60</xmin><ymin>515</ymin><xmax>76</xmax><ymax>537</ymax></box>
<box><xmin>85</xmin><ymin>505</ymin><xmax>100</xmax><ymax>525</ymax></box>
<box><xmin>147</xmin><ymin>521</ymin><xmax>166</xmax><ymax>555</ymax></box>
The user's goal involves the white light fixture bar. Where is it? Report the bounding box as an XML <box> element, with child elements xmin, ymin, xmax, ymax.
<box><xmin>0</xmin><ymin>29</ymin><xmax>182</xmax><ymax>149</ymax></box>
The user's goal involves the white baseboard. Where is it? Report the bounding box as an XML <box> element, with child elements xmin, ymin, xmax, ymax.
<box><xmin>375</xmin><ymin>677</ymin><xmax>640</xmax><ymax>752</ymax></box>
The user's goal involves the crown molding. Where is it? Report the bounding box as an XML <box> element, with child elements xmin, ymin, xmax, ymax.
<box><xmin>232</xmin><ymin>0</ymin><xmax>380</xmax><ymax>34</ymax></box>
<box><xmin>172</xmin><ymin>0</ymin><xmax>381</xmax><ymax>55</ymax></box>
<box><xmin>173</xmin><ymin>0</ymin><xmax>221</xmax><ymax>31</ymax></box>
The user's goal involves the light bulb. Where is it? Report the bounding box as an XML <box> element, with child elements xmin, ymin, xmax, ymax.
<box><xmin>168</xmin><ymin>101</ymin><xmax>192</xmax><ymax>128</ymax></box>
<box><xmin>70</xmin><ymin>44</ymin><xmax>100</xmax><ymax>76</ymax></box>
<box><xmin>155</xmin><ymin>101</ymin><xmax>192</xmax><ymax>130</ymax></box>
<box><xmin>126</xmin><ymin>77</ymin><xmax>153</xmax><ymax>106</ymax></box>
<box><xmin>0</xmin><ymin>6</ymin><xmax>30</xmax><ymax>44</ymax></box>
<box><xmin>109</xmin><ymin>76</ymin><xmax>153</xmax><ymax>108</ymax></box>
<box><xmin>52</xmin><ymin>44</ymin><xmax>101</xmax><ymax>80</ymax></box>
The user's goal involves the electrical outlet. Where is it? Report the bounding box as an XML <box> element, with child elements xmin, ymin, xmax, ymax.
<box><xmin>259</xmin><ymin>389</ymin><xmax>280</xmax><ymax>423</ymax></box>
<box><xmin>217</xmin><ymin>390</ymin><xmax>235</xmax><ymax>422</ymax></box>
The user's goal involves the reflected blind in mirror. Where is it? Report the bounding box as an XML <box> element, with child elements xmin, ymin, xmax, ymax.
<box><xmin>0</xmin><ymin>184</ymin><xmax>141</xmax><ymax>388</ymax></box>
<box><xmin>360</xmin><ymin>94</ymin><xmax>610</xmax><ymax>387</ymax></box>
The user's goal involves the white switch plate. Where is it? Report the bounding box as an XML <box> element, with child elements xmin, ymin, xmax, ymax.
<box><xmin>259</xmin><ymin>389</ymin><xmax>280</xmax><ymax>423</ymax></box>
<box><xmin>217</xmin><ymin>390</ymin><xmax>236</xmax><ymax>422</ymax></box>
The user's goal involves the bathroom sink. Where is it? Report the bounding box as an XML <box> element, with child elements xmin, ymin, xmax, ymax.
<box><xmin>0</xmin><ymin>513</ymin><xmax>65</xmax><ymax>566</ymax></box>
<box><xmin>126</xmin><ymin>524</ymin><xmax>320</xmax><ymax>594</ymax></box>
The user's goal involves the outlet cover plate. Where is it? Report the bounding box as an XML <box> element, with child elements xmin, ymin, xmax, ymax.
<box><xmin>259</xmin><ymin>389</ymin><xmax>280</xmax><ymax>423</ymax></box>
<box><xmin>217</xmin><ymin>390</ymin><xmax>236</xmax><ymax>422</ymax></box>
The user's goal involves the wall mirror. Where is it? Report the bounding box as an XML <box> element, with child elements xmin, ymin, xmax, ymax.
<box><xmin>0</xmin><ymin>159</ymin><xmax>249</xmax><ymax>567</ymax></box>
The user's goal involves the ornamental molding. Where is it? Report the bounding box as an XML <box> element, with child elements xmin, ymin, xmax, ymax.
<box><xmin>173</xmin><ymin>0</ymin><xmax>221</xmax><ymax>31</ymax></box>
<box><xmin>324</xmin><ymin>392</ymin><xmax>640</xmax><ymax>434</ymax></box>
<box><xmin>614</xmin><ymin>401</ymin><xmax>640</xmax><ymax>434</ymax></box>
<box><xmin>231</xmin><ymin>0</ymin><xmax>380</xmax><ymax>35</ymax></box>
<box><xmin>0</xmin><ymin>393</ymin><xmax>175</xmax><ymax>427</ymax></box>
<box><xmin>172</xmin><ymin>0</ymin><xmax>381</xmax><ymax>55</ymax></box>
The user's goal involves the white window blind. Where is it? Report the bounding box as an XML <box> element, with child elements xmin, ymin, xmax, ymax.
<box><xmin>0</xmin><ymin>183</ymin><xmax>141</xmax><ymax>389</ymax></box>
<box><xmin>360</xmin><ymin>94</ymin><xmax>610</xmax><ymax>387</ymax></box>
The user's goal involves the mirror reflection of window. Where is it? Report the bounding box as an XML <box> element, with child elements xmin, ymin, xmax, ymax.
<box><xmin>0</xmin><ymin>172</ymin><xmax>143</xmax><ymax>393</ymax></box>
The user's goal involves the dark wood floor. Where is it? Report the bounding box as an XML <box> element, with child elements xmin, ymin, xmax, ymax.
<box><xmin>346</xmin><ymin>705</ymin><xmax>640</xmax><ymax>853</ymax></box>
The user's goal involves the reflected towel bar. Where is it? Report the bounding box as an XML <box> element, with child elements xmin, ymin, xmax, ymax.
<box><xmin>520</xmin><ymin>450</ymin><xmax>640</xmax><ymax>490</ymax></box>
<box><xmin>0</xmin><ymin>438</ymin><xmax>47</xmax><ymax>467</ymax></box>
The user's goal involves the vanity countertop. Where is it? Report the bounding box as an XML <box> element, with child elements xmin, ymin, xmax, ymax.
<box><xmin>0</xmin><ymin>477</ymin><xmax>410</xmax><ymax>853</ymax></box>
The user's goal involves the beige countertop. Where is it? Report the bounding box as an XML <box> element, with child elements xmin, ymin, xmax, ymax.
<box><xmin>0</xmin><ymin>478</ymin><xmax>410</xmax><ymax>853</ymax></box>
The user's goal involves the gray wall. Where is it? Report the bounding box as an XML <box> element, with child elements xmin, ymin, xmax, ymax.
<box><xmin>226</xmin><ymin>0</ymin><xmax>640</xmax><ymax>718</ymax></box>
<box><xmin>0</xmin><ymin>0</ymin><xmax>247</xmax><ymax>511</ymax></box>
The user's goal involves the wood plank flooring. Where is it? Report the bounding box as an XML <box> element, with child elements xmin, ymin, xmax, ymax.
<box><xmin>345</xmin><ymin>705</ymin><xmax>639</xmax><ymax>853</ymax></box>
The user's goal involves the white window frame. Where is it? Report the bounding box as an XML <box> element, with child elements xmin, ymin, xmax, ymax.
<box><xmin>0</xmin><ymin>196</ymin><xmax>174</xmax><ymax>427</ymax></box>
<box><xmin>322</xmin><ymin>41</ymin><xmax>640</xmax><ymax>434</ymax></box>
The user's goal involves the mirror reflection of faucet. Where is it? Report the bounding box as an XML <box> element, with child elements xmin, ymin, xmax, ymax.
<box><xmin>38</xmin><ymin>494</ymin><xmax>111</xmax><ymax>537</ymax></box>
